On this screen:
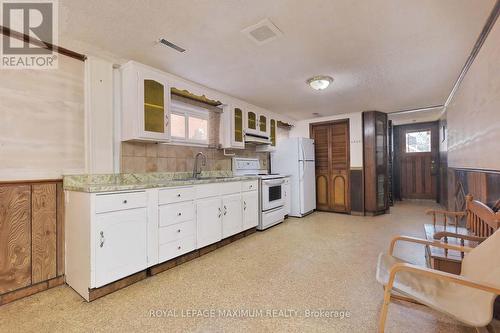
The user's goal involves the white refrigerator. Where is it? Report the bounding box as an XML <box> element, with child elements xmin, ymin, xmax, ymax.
<box><xmin>271</xmin><ymin>137</ymin><xmax>316</xmax><ymax>217</ymax></box>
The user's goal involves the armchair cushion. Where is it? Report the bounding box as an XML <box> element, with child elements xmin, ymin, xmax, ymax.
<box><xmin>376</xmin><ymin>252</ymin><xmax>496</xmax><ymax>327</ymax></box>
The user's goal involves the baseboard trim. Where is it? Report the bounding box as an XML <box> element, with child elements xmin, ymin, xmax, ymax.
<box><xmin>85</xmin><ymin>227</ymin><xmax>258</xmax><ymax>301</ymax></box>
<box><xmin>0</xmin><ymin>275</ymin><xmax>65</xmax><ymax>306</ymax></box>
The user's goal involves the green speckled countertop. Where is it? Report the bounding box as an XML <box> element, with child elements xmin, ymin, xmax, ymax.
<box><xmin>63</xmin><ymin>171</ymin><xmax>259</xmax><ymax>193</ymax></box>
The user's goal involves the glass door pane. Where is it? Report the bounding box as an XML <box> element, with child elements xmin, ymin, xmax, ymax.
<box><xmin>234</xmin><ymin>108</ymin><xmax>243</xmax><ymax>143</ymax></box>
<box><xmin>247</xmin><ymin>111</ymin><xmax>256</xmax><ymax>130</ymax></box>
<box><xmin>270</xmin><ymin>119</ymin><xmax>276</xmax><ymax>146</ymax></box>
<box><xmin>259</xmin><ymin>115</ymin><xmax>267</xmax><ymax>132</ymax></box>
<box><xmin>144</xmin><ymin>80</ymin><xmax>164</xmax><ymax>133</ymax></box>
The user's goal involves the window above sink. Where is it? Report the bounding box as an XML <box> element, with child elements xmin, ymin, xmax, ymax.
<box><xmin>170</xmin><ymin>100</ymin><xmax>209</xmax><ymax>146</ymax></box>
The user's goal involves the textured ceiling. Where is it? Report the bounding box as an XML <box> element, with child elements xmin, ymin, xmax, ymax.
<box><xmin>59</xmin><ymin>0</ymin><xmax>496</xmax><ymax>120</ymax></box>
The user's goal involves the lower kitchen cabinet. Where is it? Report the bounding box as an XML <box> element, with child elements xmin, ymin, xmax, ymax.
<box><xmin>94</xmin><ymin>208</ymin><xmax>148</xmax><ymax>287</ymax></box>
<box><xmin>242</xmin><ymin>191</ymin><xmax>259</xmax><ymax>229</ymax></box>
<box><xmin>196</xmin><ymin>197</ymin><xmax>222</xmax><ymax>248</ymax></box>
<box><xmin>64</xmin><ymin>179</ymin><xmax>259</xmax><ymax>301</ymax></box>
<box><xmin>222</xmin><ymin>193</ymin><xmax>243</xmax><ymax>238</ymax></box>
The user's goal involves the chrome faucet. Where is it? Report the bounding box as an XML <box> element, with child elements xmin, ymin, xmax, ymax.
<box><xmin>193</xmin><ymin>152</ymin><xmax>207</xmax><ymax>179</ymax></box>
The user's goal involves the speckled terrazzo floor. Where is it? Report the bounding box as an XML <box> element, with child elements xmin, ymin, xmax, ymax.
<box><xmin>1</xmin><ymin>201</ymin><xmax>498</xmax><ymax>333</ymax></box>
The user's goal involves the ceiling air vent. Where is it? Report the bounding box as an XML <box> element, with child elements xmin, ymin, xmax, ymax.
<box><xmin>158</xmin><ymin>38</ymin><xmax>186</xmax><ymax>53</ymax></box>
<box><xmin>241</xmin><ymin>18</ymin><xmax>283</xmax><ymax>45</ymax></box>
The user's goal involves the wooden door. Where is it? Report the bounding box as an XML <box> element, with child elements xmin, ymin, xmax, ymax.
<box><xmin>311</xmin><ymin>120</ymin><xmax>350</xmax><ymax>213</ymax></box>
<box><xmin>398</xmin><ymin>122</ymin><xmax>439</xmax><ymax>200</ymax></box>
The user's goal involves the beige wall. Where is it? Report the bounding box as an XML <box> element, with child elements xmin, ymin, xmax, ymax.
<box><xmin>0</xmin><ymin>56</ymin><xmax>85</xmax><ymax>180</ymax></box>
<box><xmin>446</xmin><ymin>20</ymin><xmax>500</xmax><ymax>170</ymax></box>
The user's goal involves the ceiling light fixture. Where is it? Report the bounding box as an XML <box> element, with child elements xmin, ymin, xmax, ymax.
<box><xmin>307</xmin><ymin>75</ymin><xmax>333</xmax><ymax>91</ymax></box>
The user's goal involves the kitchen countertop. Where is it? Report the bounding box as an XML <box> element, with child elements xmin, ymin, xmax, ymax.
<box><xmin>63</xmin><ymin>171</ymin><xmax>259</xmax><ymax>193</ymax></box>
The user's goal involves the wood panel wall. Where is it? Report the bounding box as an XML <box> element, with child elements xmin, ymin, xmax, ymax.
<box><xmin>0</xmin><ymin>181</ymin><xmax>64</xmax><ymax>305</ymax></box>
<box><xmin>445</xmin><ymin>168</ymin><xmax>500</xmax><ymax>213</ymax></box>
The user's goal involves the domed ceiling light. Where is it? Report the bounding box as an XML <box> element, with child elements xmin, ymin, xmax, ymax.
<box><xmin>306</xmin><ymin>75</ymin><xmax>333</xmax><ymax>91</ymax></box>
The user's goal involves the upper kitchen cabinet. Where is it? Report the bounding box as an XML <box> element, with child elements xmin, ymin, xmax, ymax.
<box><xmin>246</xmin><ymin>111</ymin><xmax>257</xmax><ymax>133</ymax></box>
<box><xmin>245</xmin><ymin>109</ymin><xmax>269</xmax><ymax>137</ymax></box>
<box><xmin>270</xmin><ymin>119</ymin><xmax>276</xmax><ymax>146</ymax></box>
<box><xmin>259</xmin><ymin>114</ymin><xmax>268</xmax><ymax>134</ymax></box>
<box><xmin>220</xmin><ymin>104</ymin><xmax>245</xmax><ymax>149</ymax></box>
<box><xmin>121</xmin><ymin>61</ymin><xmax>171</xmax><ymax>142</ymax></box>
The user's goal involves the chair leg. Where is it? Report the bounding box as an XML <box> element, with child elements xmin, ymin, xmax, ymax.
<box><xmin>379</xmin><ymin>286</ymin><xmax>393</xmax><ymax>333</ymax></box>
<box><xmin>476</xmin><ymin>325</ymin><xmax>496</xmax><ymax>333</ymax></box>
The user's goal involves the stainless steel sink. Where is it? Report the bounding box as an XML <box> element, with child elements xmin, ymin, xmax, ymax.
<box><xmin>170</xmin><ymin>176</ymin><xmax>232</xmax><ymax>182</ymax></box>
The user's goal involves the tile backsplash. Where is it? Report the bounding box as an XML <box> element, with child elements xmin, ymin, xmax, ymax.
<box><xmin>121</xmin><ymin>142</ymin><xmax>268</xmax><ymax>173</ymax></box>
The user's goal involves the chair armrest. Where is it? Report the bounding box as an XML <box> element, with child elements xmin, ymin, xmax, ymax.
<box><xmin>433</xmin><ymin>231</ymin><xmax>486</xmax><ymax>243</ymax></box>
<box><xmin>385</xmin><ymin>262</ymin><xmax>500</xmax><ymax>295</ymax></box>
<box><xmin>425</xmin><ymin>209</ymin><xmax>466</xmax><ymax>217</ymax></box>
<box><xmin>389</xmin><ymin>235</ymin><xmax>474</xmax><ymax>255</ymax></box>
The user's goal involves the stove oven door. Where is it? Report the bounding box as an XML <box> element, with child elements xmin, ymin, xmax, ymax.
<box><xmin>261</xmin><ymin>178</ymin><xmax>285</xmax><ymax>211</ymax></box>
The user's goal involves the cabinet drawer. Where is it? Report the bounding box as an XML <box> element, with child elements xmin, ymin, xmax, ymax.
<box><xmin>159</xmin><ymin>201</ymin><xmax>195</xmax><ymax>227</ymax></box>
<box><xmin>241</xmin><ymin>180</ymin><xmax>258</xmax><ymax>192</ymax></box>
<box><xmin>158</xmin><ymin>187</ymin><xmax>195</xmax><ymax>205</ymax></box>
<box><xmin>219</xmin><ymin>182</ymin><xmax>241</xmax><ymax>196</ymax></box>
<box><xmin>95</xmin><ymin>191</ymin><xmax>147</xmax><ymax>214</ymax></box>
<box><xmin>195</xmin><ymin>183</ymin><xmax>219</xmax><ymax>199</ymax></box>
<box><xmin>158</xmin><ymin>236</ymin><xmax>196</xmax><ymax>262</ymax></box>
<box><xmin>159</xmin><ymin>220</ymin><xmax>196</xmax><ymax>245</ymax></box>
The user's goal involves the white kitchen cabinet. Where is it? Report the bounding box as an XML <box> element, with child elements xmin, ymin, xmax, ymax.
<box><xmin>222</xmin><ymin>193</ymin><xmax>243</xmax><ymax>238</ymax></box>
<box><xmin>65</xmin><ymin>189</ymin><xmax>155</xmax><ymax>301</ymax></box>
<box><xmin>242</xmin><ymin>191</ymin><xmax>259</xmax><ymax>229</ymax></box>
<box><xmin>65</xmin><ymin>179</ymin><xmax>260</xmax><ymax>301</ymax></box>
<box><xmin>219</xmin><ymin>104</ymin><xmax>245</xmax><ymax>149</ymax></box>
<box><xmin>245</xmin><ymin>109</ymin><xmax>269</xmax><ymax>137</ymax></box>
<box><xmin>121</xmin><ymin>61</ymin><xmax>171</xmax><ymax>142</ymax></box>
<box><xmin>94</xmin><ymin>208</ymin><xmax>148</xmax><ymax>287</ymax></box>
<box><xmin>196</xmin><ymin>197</ymin><xmax>223</xmax><ymax>248</ymax></box>
<box><xmin>283</xmin><ymin>177</ymin><xmax>291</xmax><ymax>216</ymax></box>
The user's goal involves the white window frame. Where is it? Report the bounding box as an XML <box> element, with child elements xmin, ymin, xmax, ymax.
<box><xmin>170</xmin><ymin>100</ymin><xmax>209</xmax><ymax>146</ymax></box>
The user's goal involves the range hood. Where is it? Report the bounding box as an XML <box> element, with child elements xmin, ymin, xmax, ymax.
<box><xmin>244</xmin><ymin>132</ymin><xmax>271</xmax><ymax>145</ymax></box>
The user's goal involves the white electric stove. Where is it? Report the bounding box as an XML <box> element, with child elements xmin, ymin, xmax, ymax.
<box><xmin>232</xmin><ymin>157</ymin><xmax>287</xmax><ymax>230</ymax></box>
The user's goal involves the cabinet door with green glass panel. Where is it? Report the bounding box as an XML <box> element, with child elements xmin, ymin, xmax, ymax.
<box><xmin>232</xmin><ymin>107</ymin><xmax>244</xmax><ymax>148</ymax></box>
<box><xmin>270</xmin><ymin>119</ymin><xmax>276</xmax><ymax>146</ymax></box>
<box><xmin>138</xmin><ymin>70</ymin><xmax>170</xmax><ymax>141</ymax></box>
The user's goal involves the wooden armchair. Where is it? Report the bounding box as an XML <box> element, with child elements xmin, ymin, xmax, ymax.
<box><xmin>376</xmin><ymin>230</ymin><xmax>500</xmax><ymax>332</ymax></box>
<box><xmin>424</xmin><ymin>195</ymin><xmax>500</xmax><ymax>274</ymax></box>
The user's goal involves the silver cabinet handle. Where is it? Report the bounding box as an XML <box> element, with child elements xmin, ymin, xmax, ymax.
<box><xmin>218</xmin><ymin>207</ymin><xmax>222</xmax><ymax>218</ymax></box>
<box><xmin>243</xmin><ymin>201</ymin><xmax>247</xmax><ymax>210</ymax></box>
<box><xmin>223</xmin><ymin>205</ymin><xmax>227</xmax><ymax>216</ymax></box>
<box><xmin>99</xmin><ymin>231</ymin><xmax>105</xmax><ymax>248</ymax></box>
